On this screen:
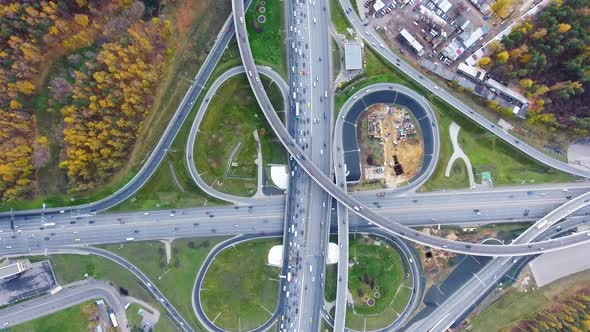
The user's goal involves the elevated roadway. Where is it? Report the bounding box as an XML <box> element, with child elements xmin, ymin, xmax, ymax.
<box><xmin>3</xmin><ymin>185</ymin><xmax>590</xmax><ymax>253</ymax></box>
<box><xmin>405</xmin><ymin>217</ymin><xmax>585</xmax><ymax>332</ymax></box>
<box><xmin>336</xmin><ymin>0</ymin><xmax>590</xmax><ymax>179</ymax></box>
<box><xmin>232</xmin><ymin>0</ymin><xmax>590</xmax><ymax>256</ymax></box>
<box><xmin>333</xmin><ymin>82</ymin><xmax>438</xmax><ymax>331</ymax></box>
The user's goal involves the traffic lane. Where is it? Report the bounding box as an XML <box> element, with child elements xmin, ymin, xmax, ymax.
<box><xmin>4</xmin><ymin>198</ymin><xmax>588</xmax><ymax>251</ymax></box>
<box><xmin>406</xmin><ymin>217</ymin><xmax>583</xmax><ymax>331</ymax></box>
<box><xmin>338</xmin><ymin>0</ymin><xmax>590</xmax><ymax>180</ymax></box>
<box><xmin>8</xmin><ymin>181</ymin><xmax>584</xmax><ymax>232</ymax></box>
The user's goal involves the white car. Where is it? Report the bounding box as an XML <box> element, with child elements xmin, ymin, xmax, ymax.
<box><xmin>433</xmin><ymin>85</ymin><xmax>439</xmax><ymax>90</ymax></box>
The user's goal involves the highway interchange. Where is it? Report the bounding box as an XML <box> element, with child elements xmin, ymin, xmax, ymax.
<box><xmin>1</xmin><ymin>0</ymin><xmax>590</xmax><ymax>331</ymax></box>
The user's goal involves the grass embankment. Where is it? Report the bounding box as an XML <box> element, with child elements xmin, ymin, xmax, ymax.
<box><xmin>246</xmin><ymin>0</ymin><xmax>286</xmax><ymax>78</ymax></box>
<box><xmin>1</xmin><ymin>0</ymin><xmax>232</xmax><ymax>212</ymax></box>
<box><xmin>194</xmin><ymin>74</ymin><xmax>286</xmax><ymax>196</ymax></box>
<box><xmin>201</xmin><ymin>238</ymin><xmax>281</xmax><ymax>331</ymax></box>
<box><xmin>24</xmin><ymin>237</ymin><xmax>226</xmax><ymax>331</ymax></box>
<box><xmin>467</xmin><ymin>269</ymin><xmax>590</xmax><ymax>332</ymax></box>
<box><xmin>110</xmin><ymin>41</ymin><xmax>244</xmax><ymax>212</ymax></box>
<box><xmin>333</xmin><ymin>49</ymin><xmax>578</xmax><ymax>191</ymax></box>
<box><xmin>5</xmin><ymin>301</ymin><xmax>92</xmax><ymax>332</ymax></box>
<box><xmin>100</xmin><ymin>238</ymin><xmax>227</xmax><ymax>331</ymax></box>
<box><xmin>330</xmin><ymin>0</ymin><xmax>353</xmax><ymax>34</ymax></box>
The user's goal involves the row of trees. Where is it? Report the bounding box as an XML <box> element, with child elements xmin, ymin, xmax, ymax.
<box><xmin>477</xmin><ymin>0</ymin><xmax>589</xmax><ymax>133</ymax></box>
<box><xmin>507</xmin><ymin>287</ymin><xmax>590</xmax><ymax>332</ymax></box>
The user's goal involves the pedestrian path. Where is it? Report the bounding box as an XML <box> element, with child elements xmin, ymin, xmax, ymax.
<box><xmin>445</xmin><ymin>122</ymin><xmax>475</xmax><ymax>188</ymax></box>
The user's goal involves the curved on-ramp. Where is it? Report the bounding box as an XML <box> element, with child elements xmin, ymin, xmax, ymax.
<box><xmin>336</xmin><ymin>0</ymin><xmax>590</xmax><ymax>180</ymax></box>
<box><xmin>3</xmin><ymin>247</ymin><xmax>194</xmax><ymax>332</ymax></box>
<box><xmin>192</xmin><ymin>234</ymin><xmax>283</xmax><ymax>332</ymax></box>
<box><xmin>185</xmin><ymin>66</ymin><xmax>289</xmax><ymax>205</ymax></box>
<box><xmin>231</xmin><ymin>0</ymin><xmax>590</xmax><ymax>256</ymax></box>
<box><xmin>333</xmin><ymin>82</ymin><xmax>437</xmax><ymax>331</ymax></box>
<box><xmin>326</xmin><ymin>228</ymin><xmax>424</xmax><ymax>332</ymax></box>
<box><xmin>335</xmin><ymin>83</ymin><xmax>440</xmax><ymax>193</ymax></box>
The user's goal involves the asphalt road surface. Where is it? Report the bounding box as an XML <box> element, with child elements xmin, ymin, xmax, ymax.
<box><xmin>336</xmin><ymin>0</ymin><xmax>590</xmax><ymax>180</ymax></box>
<box><xmin>0</xmin><ymin>280</ymin><xmax>127</xmax><ymax>331</ymax></box>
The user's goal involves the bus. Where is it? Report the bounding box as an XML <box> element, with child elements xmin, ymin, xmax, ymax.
<box><xmin>42</xmin><ymin>222</ymin><xmax>56</xmax><ymax>228</ymax></box>
<box><xmin>295</xmin><ymin>103</ymin><xmax>300</xmax><ymax>120</ymax></box>
<box><xmin>108</xmin><ymin>310</ymin><xmax>119</xmax><ymax>328</ymax></box>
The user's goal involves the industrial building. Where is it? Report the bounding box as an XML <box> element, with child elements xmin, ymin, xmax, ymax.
<box><xmin>457</xmin><ymin>63</ymin><xmax>487</xmax><ymax>83</ymax></box>
<box><xmin>398</xmin><ymin>29</ymin><xmax>424</xmax><ymax>56</ymax></box>
<box><xmin>0</xmin><ymin>259</ymin><xmax>30</xmax><ymax>281</ymax></box>
<box><xmin>344</xmin><ymin>40</ymin><xmax>363</xmax><ymax>71</ymax></box>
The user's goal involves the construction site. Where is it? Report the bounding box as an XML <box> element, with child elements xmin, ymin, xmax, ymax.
<box><xmin>358</xmin><ymin>103</ymin><xmax>424</xmax><ymax>187</ymax></box>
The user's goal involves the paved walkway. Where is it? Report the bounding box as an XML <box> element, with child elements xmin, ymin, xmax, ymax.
<box><xmin>445</xmin><ymin>122</ymin><xmax>475</xmax><ymax>188</ymax></box>
<box><xmin>253</xmin><ymin>129</ymin><xmax>266</xmax><ymax>198</ymax></box>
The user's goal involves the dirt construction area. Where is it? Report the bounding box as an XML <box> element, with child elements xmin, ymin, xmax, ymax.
<box><xmin>357</xmin><ymin>103</ymin><xmax>423</xmax><ymax>187</ymax></box>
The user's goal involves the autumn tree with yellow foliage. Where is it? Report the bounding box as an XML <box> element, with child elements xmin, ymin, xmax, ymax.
<box><xmin>0</xmin><ymin>0</ymin><xmax>174</xmax><ymax>200</ymax></box>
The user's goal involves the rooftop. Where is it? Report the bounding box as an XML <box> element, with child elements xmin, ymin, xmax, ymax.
<box><xmin>399</xmin><ymin>29</ymin><xmax>424</xmax><ymax>55</ymax></box>
<box><xmin>344</xmin><ymin>40</ymin><xmax>363</xmax><ymax>70</ymax></box>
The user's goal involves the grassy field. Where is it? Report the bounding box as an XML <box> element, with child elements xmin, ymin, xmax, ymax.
<box><xmin>246</xmin><ymin>0</ymin><xmax>287</xmax><ymax>77</ymax></box>
<box><xmin>201</xmin><ymin>238</ymin><xmax>281</xmax><ymax>331</ymax></box>
<box><xmin>333</xmin><ymin>48</ymin><xmax>579</xmax><ymax>191</ymax></box>
<box><xmin>4</xmin><ymin>301</ymin><xmax>92</xmax><ymax>332</ymax></box>
<box><xmin>101</xmin><ymin>238</ymin><xmax>227</xmax><ymax>332</ymax></box>
<box><xmin>193</xmin><ymin>74</ymin><xmax>286</xmax><ymax>196</ymax></box>
<box><xmin>330</xmin><ymin>0</ymin><xmax>353</xmax><ymax>34</ymax></box>
<box><xmin>325</xmin><ymin>263</ymin><xmax>339</xmax><ymax>302</ymax></box>
<box><xmin>467</xmin><ymin>269</ymin><xmax>590</xmax><ymax>332</ymax></box>
<box><xmin>323</xmin><ymin>235</ymin><xmax>411</xmax><ymax>330</ymax></box>
<box><xmin>127</xmin><ymin>303</ymin><xmax>145</xmax><ymax>330</ymax></box>
<box><xmin>347</xmin><ymin>235</ymin><xmax>407</xmax><ymax>316</ymax></box>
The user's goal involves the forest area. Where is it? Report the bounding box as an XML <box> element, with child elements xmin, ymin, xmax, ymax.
<box><xmin>0</xmin><ymin>0</ymin><xmax>197</xmax><ymax>202</ymax></box>
<box><xmin>478</xmin><ymin>0</ymin><xmax>590</xmax><ymax>134</ymax></box>
<box><xmin>506</xmin><ymin>287</ymin><xmax>590</xmax><ymax>332</ymax></box>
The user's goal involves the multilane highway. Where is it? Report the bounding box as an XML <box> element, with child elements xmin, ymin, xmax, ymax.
<box><xmin>336</xmin><ymin>0</ymin><xmax>590</xmax><ymax>180</ymax></box>
<box><xmin>231</xmin><ymin>0</ymin><xmax>590</xmax><ymax>256</ymax></box>
<box><xmin>3</xmin><ymin>184</ymin><xmax>589</xmax><ymax>252</ymax></box>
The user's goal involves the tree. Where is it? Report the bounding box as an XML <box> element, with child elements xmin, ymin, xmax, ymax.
<box><xmin>519</xmin><ymin>78</ymin><xmax>534</xmax><ymax>89</ymax></box>
<box><xmin>496</xmin><ymin>50</ymin><xmax>510</xmax><ymax>63</ymax></box>
<box><xmin>478</xmin><ymin>56</ymin><xmax>492</xmax><ymax>67</ymax></box>
<box><xmin>74</xmin><ymin>14</ymin><xmax>89</xmax><ymax>27</ymax></box>
<box><xmin>557</xmin><ymin>23</ymin><xmax>571</xmax><ymax>33</ymax></box>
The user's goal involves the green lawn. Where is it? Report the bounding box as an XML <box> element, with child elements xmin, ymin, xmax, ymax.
<box><xmin>101</xmin><ymin>238</ymin><xmax>228</xmax><ymax>332</ymax></box>
<box><xmin>246</xmin><ymin>0</ymin><xmax>286</xmax><ymax>78</ymax></box>
<box><xmin>201</xmin><ymin>238</ymin><xmax>281</xmax><ymax>331</ymax></box>
<box><xmin>4</xmin><ymin>301</ymin><xmax>92</xmax><ymax>332</ymax></box>
<box><xmin>347</xmin><ymin>235</ymin><xmax>407</xmax><ymax>316</ymax></box>
<box><xmin>333</xmin><ymin>48</ymin><xmax>579</xmax><ymax>190</ymax></box>
<box><xmin>323</xmin><ymin>235</ymin><xmax>411</xmax><ymax>330</ymax></box>
<box><xmin>194</xmin><ymin>74</ymin><xmax>286</xmax><ymax>196</ymax></box>
<box><xmin>325</xmin><ymin>263</ymin><xmax>338</xmax><ymax>302</ymax></box>
<box><xmin>127</xmin><ymin>303</ymin><xmax>145</xmax><ymax>330</ymax></box>
<box><xmin>330</xmin><ymin>0</ymin><xmax>352</xmax><ymax>34</ymax></box>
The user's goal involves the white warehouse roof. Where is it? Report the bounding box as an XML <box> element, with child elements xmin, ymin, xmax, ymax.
<box><xmin>400</xmin><ymin>29</ymin><xmax>424</xmax><ymax>55</ymax></box>
<box><xmin>344</xmin><ymin>41</ymin><xmax>363</xmax><ymax>70</ymax></box>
